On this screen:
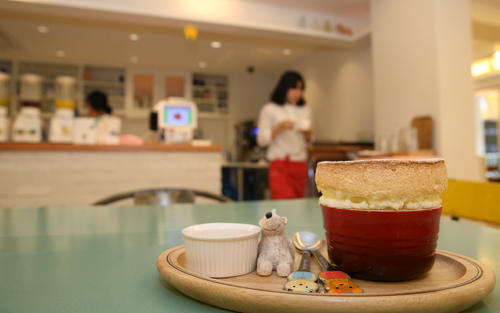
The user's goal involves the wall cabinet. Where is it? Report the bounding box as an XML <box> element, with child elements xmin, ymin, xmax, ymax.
<box><xmin>0</xmin><ymin>60</ymin><xmax>230</xmax><ymax>131</ymax></box>
<box><xmin>83</xmin><ymin>66</ymin><xmax>125</xmax><ymax>115</ymax></box>
<box><xmin>192</xmin><ymin>73</ymin><xmax>228</xmax><ymax>117</ymax></box>
<box><xmin>125</xmin><ymin>68</ymin><xmax>192</xmax><ymax>118</ymax></box>
<box><xmin>5</xmin><ymin>61</ymin><xmax>80</xmax><ymax>117</ymax></box>
<box><xmin>0</xmin><ymin>60</ymin><xmax>127</xmax><ymax>118</ymax></box>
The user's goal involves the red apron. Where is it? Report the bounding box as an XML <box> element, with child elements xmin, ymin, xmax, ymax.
<box><xmin>269</xmin><ymin>156</ymin><xmax>308</xmax><ymax>200</ymax></box>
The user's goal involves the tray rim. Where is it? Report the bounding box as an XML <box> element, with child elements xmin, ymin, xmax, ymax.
<box><xmin>157</xmin><ymin>246</ymin><xmax>496</xmax><ymax>313</ymax></box>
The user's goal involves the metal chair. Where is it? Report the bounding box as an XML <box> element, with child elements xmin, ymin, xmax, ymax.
<box><xmin>92</xmin><ymin>188</ymin><xmax>233</xmax><ymax>205</ymax></box>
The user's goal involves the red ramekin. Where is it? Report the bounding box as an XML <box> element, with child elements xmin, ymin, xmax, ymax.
<box><xmin>321</xmin><ymin>205</ymin><xmax>442</xmax><ymax>282</ymax></box>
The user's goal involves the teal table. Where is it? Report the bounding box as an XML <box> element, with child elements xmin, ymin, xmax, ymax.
<box><xmin>0</xmin><ymin>199</ymin><xmax>498</xmax><ymax>312</ymax></box>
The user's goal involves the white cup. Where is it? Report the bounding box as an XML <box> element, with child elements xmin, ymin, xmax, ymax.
<box><xmin>182</xmin><ymin>223</ymin><xmax>261</xmax><ymax>278</ymax></box>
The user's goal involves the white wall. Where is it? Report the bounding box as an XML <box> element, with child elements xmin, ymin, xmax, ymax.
<box><xmin>434</xmin><ymin>0</ymin><xmax>482</xmax><ymax>181</ymax></box>
<box><xmin>224</xmin><ymin>71</ymin><xmax>276</xmax><ymax>155</ymax></box>
<box><xmin>371</xmin><ymin>0</ymin><xmax>481</xmax><ymax>181</ymax></box>
<box><xmin>371</xmin><ymin>0</ymin><xmax>440</xmax><ymax>143</ymax></box>
<box><xmin>292</xmin><ymin>46</ymin><xmax>374</xmax><ymax>142</ymax></box>
<box><xmin>229</xmin><ymin>71</ymin><xmax>276</xmax><ymax>123</ymax></box>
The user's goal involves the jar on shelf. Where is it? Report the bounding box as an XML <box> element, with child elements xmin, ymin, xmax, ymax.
<box><xmin>19</xmin><ymin>73</ymin><xmax>42</xmax><ymax>108</ymax></box>
<box><xmin>83</xmin><ymin>69</ymin><xmax>92</xmax><ymax>81</ymax></box>
<box><xmin>55</xmin><ymin>76</ymin><xmax>77</xmax><ymax>109</ymax></box>
<box><xmin>0</xmin><ymin>72</ymin><xmax>10</xmax><ymax>107</ymax></box>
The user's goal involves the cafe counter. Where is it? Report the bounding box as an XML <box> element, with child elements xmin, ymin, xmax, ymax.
<box><xmin>0</xmin><ymin>143</ymin><xmax>222</xmax><ymax>208</ymax></box>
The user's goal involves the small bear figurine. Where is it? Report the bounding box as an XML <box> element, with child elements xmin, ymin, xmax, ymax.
<box><xmin>257</xmin><ymin>209</ymin><xmax>295</xmax><ymax>277</ymax></box>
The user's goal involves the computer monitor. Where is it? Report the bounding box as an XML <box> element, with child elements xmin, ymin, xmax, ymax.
<box><xmin>156</xmin><ymin>98</ymin><xmax>197</xmax><ymax>130</ymax></box>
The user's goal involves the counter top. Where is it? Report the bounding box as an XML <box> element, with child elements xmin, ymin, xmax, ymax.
<box><xmin>308</xmin><ymin>143</ymin><xmax>374</xmax><ymax>153</ymax></box>
<box><xmin>222</xmin><ymin>161</ymin><xmax>269</xmax><ymax>168</ymax></box>
<box><xmin>0</xmin><ymin>142</ymin><xmax>221</xmax><ymax>152</ymax></box>
<box><xmin>308</xmin><ymin>143</ymin><xmax>374</xmax><ymax>161</ymax></box>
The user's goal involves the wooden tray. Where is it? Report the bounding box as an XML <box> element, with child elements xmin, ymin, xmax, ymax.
<box><xmin>157</xmin><ymin>245</ymin><xmax>496</xmax><ymax>313</ymax></box>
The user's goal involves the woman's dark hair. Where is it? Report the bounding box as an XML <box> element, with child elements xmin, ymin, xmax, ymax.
<box><xmin>270</xmin><ymin>71</ymin><xmax>305</xmax><ymax>106</ymax></box>
<box><xmin>86</xmin><ymin>90</ymin><xmax>112</xmax><ymax>115</ymax></box>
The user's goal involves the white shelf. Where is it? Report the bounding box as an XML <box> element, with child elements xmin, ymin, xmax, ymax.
<box><xmin>84</xmin><ymin>81</ymin><xmax>125</xmax><ymax>88</ymax></box>
<box><xmin>193</xmin><ymin>98</ymin><xmax>215</xmax><ymax>102</ymax></box>
<box><xmin>193</xmin><ymin>85</ymin><xmax>226</xmax><ymax>89</ymax></box>
<box><xmin>113</xmin><ymin>108</ymin><xmax>125</xmax><ymax>116</ymax></box>
<box><xmin>108</xmin><ymin>95</ymin><xmax>125</xmax><ymax>101</ymax></box>
<box><xmin>198</xmin><ymin>112</ymin><xmax>229</xmax><ymax>119</ymax></box>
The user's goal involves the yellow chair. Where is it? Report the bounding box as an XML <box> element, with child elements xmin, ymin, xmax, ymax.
<box><xmin>441</xmin><ymin>180</ymin><xmax>500</xmax><ymax>224</ymax></box>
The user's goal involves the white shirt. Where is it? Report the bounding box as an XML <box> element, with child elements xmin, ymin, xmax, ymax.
<box><xmin>93</xmin><ymin>114</ymin><xmax>122</xmax><ymax>145</ymax></box>
<box><xmin>257</xmin><ymin>102</ymin><xmax>312</xmax><ymax>162</ymax></box>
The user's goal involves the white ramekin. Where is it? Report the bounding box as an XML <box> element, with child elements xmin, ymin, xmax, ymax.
<box><xmin>182</xmin><ymin>223</ymin><xmax>261</xmax><ymax>278</ymax></box>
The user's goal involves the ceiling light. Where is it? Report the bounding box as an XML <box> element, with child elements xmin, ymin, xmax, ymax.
<box><xmin>198</xmin><ymin>62</ymin><xmax>207</xmax><ymax>68</ymax></box>
<box><xmin>471</xmin><ymin>61</ymin><xmax>490</xmax><ymax>77</ymax></box>
<box><xmin>56</xmin><ymin>50</ymin><xmax>66</xmax><ymax>57</ymax></box>
<box><xmin>129</xmin><ymin>34</ymin><xmax>139</xmax><ymax>41</ymax></box>
<box><xmin>130</xmin><ymin>56</ymin><xmax>138</xmax><ymax>63</ymax></box>
<box><xmin>283</xmin><ymin>49</ymin><xmax>292</xmax><ymax>56</ymax></box>
<box><xmin>494</xmin><ymin>51</ymin><xmax>500</xmax><ymax>59</ymax></box>
<box><xmin>37</xmin><ymin>26</ymin><xmax>49</xmax><ymax>33</ymax></box>
<box><xmin>184</xmin><ymin>25</ymin><xmax>198</xmax><ymax>40</ymax></box>
<box><xmin>211</xmin><ymin>41</ymin><xmax>222</xmax><ymax>49</ymax></box>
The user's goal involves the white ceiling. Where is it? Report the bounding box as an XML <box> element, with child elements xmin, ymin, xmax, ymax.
<box><xmin>0</xmin><ymin>1</ymin><xmax>349</xmax><ymax>75</ymax></box>
<box><xmin>0</xmin><ymin>9</ymin><xmax>323</xmax><ymax>74</ymax></box>
<box><xmin>245</xmin><ymin>0</ymin><xmax>369</xmax><ymax>18</ymax></box>
<box><xmin>0</xmin><ymin>0</ymin><xmax>499</xmax><ymax>75</ymax></box>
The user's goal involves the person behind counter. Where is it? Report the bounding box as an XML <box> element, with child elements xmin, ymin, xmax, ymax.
<box><xmin>86</xmin><ymin>90</ymin><xmax>121</xmax><ymax>145</ymax></box>
<box><xmin>257</xmin><ymin>71</ymin><xmax>314</xmax><ymax>200</ymax></box>
<box><xmin>87</xmin><ymin>90</ymin><xmax>112</xmax><ymax>117</ymax></box>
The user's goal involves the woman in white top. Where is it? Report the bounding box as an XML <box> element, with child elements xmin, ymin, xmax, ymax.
<box><xmin>257</xmin><ymin>71</ymin><xmax>314</xmax><ymax>199</ymax></box>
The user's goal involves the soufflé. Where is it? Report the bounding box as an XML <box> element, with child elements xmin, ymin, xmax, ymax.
<box><xmin>315</xmin><ymin>159</ymin><xmax>448</xmax><ymax>281</ymax></box>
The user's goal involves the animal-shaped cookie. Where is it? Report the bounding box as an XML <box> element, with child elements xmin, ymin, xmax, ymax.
<box><xmin>257</xmin><ymin>209</ymin><xmax>295</xmax><ymax>277</ymax></box>
<box><xmin>325</xmin><ymin>280</ymin><xmax>363</xmax><ymax>294</ymax></box>
<box><xmin>283</xmin><ymin>280</ymin><xmax>319</xmax><ymax>293</ymax></box>
<box><xmin>318</xmin><ymin>271</ymin><xmax>351</xmax><ymax>284</ymax></box>
<box><xmin>287</xmin><ymin>271</ymin><xmax>317</xmax><ymax>282</ymax></box>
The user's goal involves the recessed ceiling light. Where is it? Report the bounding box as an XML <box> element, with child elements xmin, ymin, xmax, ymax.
<box><xmin>130</xmin><ymin>56</ymin><xmax>138</xmax><ymax>63</ymax></box>
<box><xmin>37</xmin><ymin>26</ymin><xmax>49</xmax><ymax>33</ymax></box>
<box><xmin>198</xmin><ymin>62</ymin><xmax>207</xmax><ymax>68</ymax></box>
<box><xmin>56</xmin><ymin>50</ymin><xmax>66</xmax><ymax>57</ymax></box>
<box><xmin>283</xmin><ymin>49</ymin><xmax>292</xmax><ymax>56</ymax></box>
<box><xmin>129</xmin><ymin>34</ymin><xmax>139</xmax><ymax>41</ymax></box>
<box><xmin>211</xmin><ymin>41</ymin><xmax>222</xmax><ymax>49</ymax></box>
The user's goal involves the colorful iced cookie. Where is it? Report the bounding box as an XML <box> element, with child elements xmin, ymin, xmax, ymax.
<box><xmin>324</xmin><ymin>280</ymin><xmax>363</xmax><ymax>294</ymax></box>
<box><xmin>283</xmin><ymin>280</ymin><xmax>319</xmax><ymax>293</ymax></box>
<box><xmin>287</xmin><ymin>271</ymin><xmax>318</xmax><ymax>282</ymax></box>
<box><xmin>318</xmin><ymin>271</ymin><xmax>351</xmax><ymax>283</ymax></box>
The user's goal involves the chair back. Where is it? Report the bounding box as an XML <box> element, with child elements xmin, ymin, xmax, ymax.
<box><xmin>134</xmin><ymin>190</ymin><xmax>196</xmax><ymax>205</ymax></box>
<box><xmin>93</xmin><ymin>188</ymin><xmax>232</xmax><ymax>205</ymax></box>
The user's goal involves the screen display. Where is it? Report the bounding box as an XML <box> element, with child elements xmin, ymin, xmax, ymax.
<box><xmin>163</xmin><ymin>106</ymin><xmax>192</xmax><ymax>126</ymax></box>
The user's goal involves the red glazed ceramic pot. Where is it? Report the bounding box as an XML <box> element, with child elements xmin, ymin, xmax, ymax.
<box><xmin>321</xmin><ymin>205</ymin><xmax>442</xmax><ymax>282</ymax></box>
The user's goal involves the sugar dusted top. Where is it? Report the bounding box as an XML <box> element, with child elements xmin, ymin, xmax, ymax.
<box><xmin>315</xmin><ymin>159</ymin><xmax>448</xmax><ymax>210</ymax></box>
